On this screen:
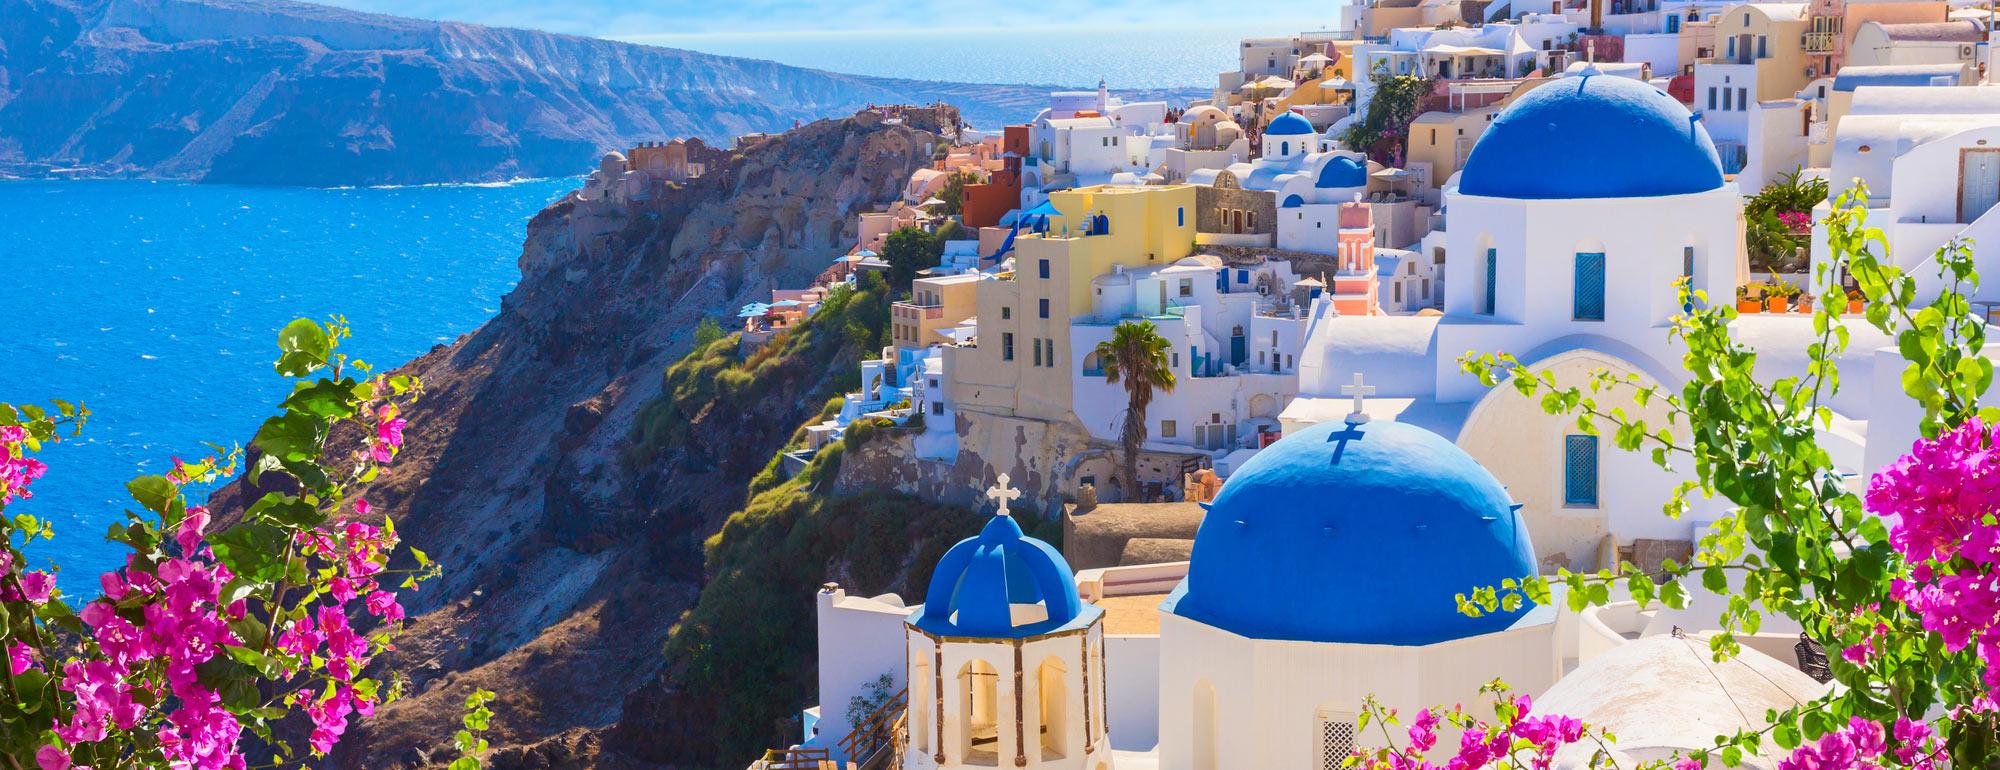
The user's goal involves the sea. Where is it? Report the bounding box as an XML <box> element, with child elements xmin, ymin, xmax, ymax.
<box><xmin>640</xmin><ymin>23</ymin><xmax>1328</xmax><ymax>90</ymax></box>
<box><xmin>0</xmin><ymin>178</ymin><xmax>578</xmax><ymax>598</ymax></box>
<box><xmin>0</xmin><ymin>24</ymin><xmax>1329</xmax><ymax>599</ymax></box>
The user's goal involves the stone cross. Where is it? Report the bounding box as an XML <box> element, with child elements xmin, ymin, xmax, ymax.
<box><xmin>988</xmin><ymin>473</ymin><xmax>1022</xmax><ymax>517</ymax></box>
<box><xmin>1342</xmin><ymin>372</ymin><xmax>1376</xmax><ymax>424</ymax></box>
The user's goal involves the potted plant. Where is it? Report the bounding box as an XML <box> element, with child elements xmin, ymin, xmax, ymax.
<box><xmin>1736</xmin><ymin>284</ymin><xmax>1764</xmax><ymax>313</ymax></box>
<box><xmin>1794</xmin><ymin>291</ymin><xmax>1815</xmax><ymax>314</ymax></box>
<box><xmin>1765</xmin><ymin>282</ymin><xmax>1799</xmax><ymax>313</ymax></box>
<box><xmin>1846</xmin><ymin>288</ymin><xmax>1865</xmax><ymax>314</ymax></box>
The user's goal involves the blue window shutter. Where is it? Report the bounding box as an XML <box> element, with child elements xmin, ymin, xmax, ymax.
<box><xmin>1039</xmin><ymin>298</ymin><xmax>1049</xmax><ymax>318</ymax></box>
<box><xmin>1573</xmin><ymin>252</ymin><xmax>1606</xmax><ymax>321</ymax></box>
<box><xmin>1039</xmin><ymin>259</ymin><xmax>1050</xmax><ymax>279</ymax></box>
<box><xmin>1484</xmin><ymin>248</ymin><xmax>1497</xmax><ymax>314</ymax></box>
<box><xmin>1178</xmin><ymin>207</ymin><xmax>1185</xmax><ymax>227</ymax></box>
<box><xmin>1564</xmin><ymin>435</ymin><xmax>1600</xmax><ymax>505</ymax></box>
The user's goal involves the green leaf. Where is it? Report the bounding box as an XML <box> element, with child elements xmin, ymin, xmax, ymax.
<box><xmin>276</xmin><ymin>319</ymin><xmax>332</xmax><ymax>376</ymax></box>
<box><xmin>126</xmin><ymin>475</ymin><xmax>178</xmax><ymax>515</ymax></box>
<box><xmin>209</xmin><ymin>522</ymin><xmax>291</xmax><ymax>584</ymax></box>
<box><xmin>282</xmin><ymin>379</ymin><xmax>359</xmax><ymax>420</ymax></box>
<box><xmin>252</xmin><ymin>413</ymin><xmax>325</xmax><ymax>463</ymax></box>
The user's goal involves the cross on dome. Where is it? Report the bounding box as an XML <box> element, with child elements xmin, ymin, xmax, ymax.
<box><xmin>1342</xmin><ymin>372</ymin><xmax>1376</xmax><ymax>424</ymax></box>
<box><xmin>987</xmin><ymin>473</ymin><xmax>1022</xmax><ymax>517</ymax></box>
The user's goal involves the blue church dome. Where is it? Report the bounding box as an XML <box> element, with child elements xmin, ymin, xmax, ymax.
<box><xmin>1266</xmin><ymin>112</ymin><xmax>1314</xmax><ymax>136</ymax></box>
<box><xmin>1459</xmin><ymin>72</ymin><xmax>1724</xmax><ymax>199</ymax></box>
<box><xmin>1317</xmin><ymin>155</ymin><xmax>1367</xmax><ymax>189</ymax></box>
<box><xmin>1163</xmin><ymin>418</ymin><xmax>1538</xmax><ymax>645</ymax></box>
<box><xmin>913</xmin><ymin>511</ymin><xmax>1088</xmax><ymax>638</ymax></box>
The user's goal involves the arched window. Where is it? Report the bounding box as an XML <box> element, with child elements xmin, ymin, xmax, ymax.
<box><xmin>913</xmin><ymin>659</ymin><xmax>933</xmax><ymax>755</ymax></box>
<box><xmin>1281</xmin><ymin>141</ymin><xmax>1291</xmax><ymax>155</ymax></box>
<box><xmin>1193</xmin><ymin>680</ymin><xmax>1219</xmax><ymax>770</ymax></box>
<box><xmin>1038</xmin><ymin>657</ymin><xmax>1070</xmax><ymax>761</ymax></box>
<box><xmin>1315</xmin><ymin>705</ymin><xmax>1358</xmax><ymax>770</ymax></box>
<box><xmin>960</xmin><ymin>659</ymin><xmax>1001</xmax><ymax>766</ymax></box>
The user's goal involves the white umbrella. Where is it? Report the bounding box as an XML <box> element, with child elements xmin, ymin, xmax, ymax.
<box><xmin>1320</xmin><ymin>77</ymin><xmax>1354</xmax><ymax>90</ymax></box>
<box><xmin>1299</xmin><ymin>53</ymin><xmax>1332</xmax><ymax>64</ymax></box>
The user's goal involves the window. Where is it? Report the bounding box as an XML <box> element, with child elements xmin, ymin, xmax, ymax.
<box><xmin>1738</xmin><ymin>88</ymin><xmax>1748</xmax><ymax>111</ymax></box>
<box><xmin>1726</xmin><ymin>37</ymin><xmax>1735</xmax><ymax>59</ymax></box>
<box><xmin>1281</xmin><ymin>141</ymin><xmax>1290</xmax><ymax>155</ymax></box>
<box><xmin>1171</xmin><ymin>352</ymin><xmax>1180</xmax><ymax>368</ymax></box>
<box><xmin>1722</xmin><ymin>88</ymin><xmax>1732</xmax><ymax>111</ymax></box>
<box><xmin>1422</xmin><ymin>278</ymin><xmax>1431</xmax><ymax>299</ymax></box>
<box><xmin>1177</xmin><ymin>207</ymin><xmax>1185</xmax><ymax>227</ymax></box>
<box><xmin>1247</xmin><ymin>211</ymin><xmax>1257</xmax><ymax>230</ymax></box>
<box><xmin>1032</xmin><ymin>338</ymin><xmax>1042</xmax><ymax>366</ymax></box>
<box><xmin>1394</xmin><ymin>283</ymin><xmax>1403</xmax><ymax>303</ymax></box>
<box><xmin>1179</xmin><ymin>279</ymin><xmax>1193</xmax><ymax>297</ymax></box>
<box><xmin>1038</xmin><ymin>259</ymin><xmax>1050</xmax><ymax>279</ymax></box>
<box><xmin>1757</xmin><ymin>35</ymin><xmax>1767</xmax><ymax>58</ymax></box>
<box><xmin>1574</xmin><ymin>251</ymin><xmax>1606</xmax><ymax>321</ymax></box>
<box><xmin>1001</xmin><ymin>306</ymin><xmax>1011</xmax><ymax>320</ymax></box>
<box><xmin>1484</xmin><ymin>248</ymin><xmax>1498</xmax><ymax>314</ymax></box>
<box><xmin>1002</xmin><ymin>332</ymin><xmax>1015</xmax><ymax>361</ymax></box>
<box><xmin>1039</xmin><ymin>298</ymin><xmax>1050</xmax><ymax>318</ymax></box>
<box><xmin>1317</xmin><ymin>714</ymin><xmax>1358</xmax><ymax>770</ymax></box>
<box><xmin>932</xmin><ymin>401</ymin><xmax>944</xmax><ymax>415</ymax></box>
<box><xmin>1707</xmin><ymin>87</ymin><xmax>1717</xmax><ymax>111</ymax></box>
<box><xmin>1161</xmin><ymin>420</ymin><xmax>1178</xmax><ymax>438</ymax></box>
<box><xmin>1563</xmin><ymin>434</ymin><xmax>1600</xmax><ymax>506</ymax></box>
<box><xmin>1237</xmin><ymin>269</ymin><xmax>1249</xmax><ymax>284</ymax></box>
<box><xmin>1045</xmin><ymin>339</ymin><xmax>1057</xmax><ymax>367</ymax></box>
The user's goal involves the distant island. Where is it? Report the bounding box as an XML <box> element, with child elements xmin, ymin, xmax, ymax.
<box><xmin>0</xmin><ymin>0</ymin><xmax>1201</xmax><ymax>186</ymax></box>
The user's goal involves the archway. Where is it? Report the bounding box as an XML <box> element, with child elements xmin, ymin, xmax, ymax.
<box><xmin>959</xmin><ymin>659</ymin><xmax>1001</xmax><ymax>766</ymax></box>
<box><xmin>1249</xmin><ymin>393</ymin><xmax>1278</xmax><ymax>419</ymax></box>
<box><xmin>1193</xmin><ymin>679</ymin><xmax>1218</xmax><ymax>770</ymax></box>
<box><xmin>1038</xmin><ymin>657</ymin><xmax>1070</xmax><ymax>760</ymax></box>
<box><xmin>913</xmin><ymin>658</ymin><xmax>933</xmax><ymax>755</ymax></box>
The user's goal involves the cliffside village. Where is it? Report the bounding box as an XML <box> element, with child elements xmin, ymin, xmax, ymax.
<box><xmin>581</xmin><ymin>6</ymin><xmax>2000</xmax><ymax>769</ymax></box>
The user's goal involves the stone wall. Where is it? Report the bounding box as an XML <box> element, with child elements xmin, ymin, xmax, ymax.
<box><xmin>1195</xmin><ymin>185</ymin><xmax>1277</xmax><ymax>235</ymax></box>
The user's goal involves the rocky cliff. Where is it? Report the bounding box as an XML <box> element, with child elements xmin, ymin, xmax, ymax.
<box><xmin>0</xmin><ymin>0</ymin><xmax>1196</xmax><ymax>186</ymax></box>
<box><xmin>202</xmin><ymin>111</ymin><xmax>950</xmax><ymax>768</ymax></box>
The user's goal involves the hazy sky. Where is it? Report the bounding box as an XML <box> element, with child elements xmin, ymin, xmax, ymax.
<box><xmin>310</xmin><ymin>0</ymin><xmax>1339</xmax><ymax>39</ymax></box>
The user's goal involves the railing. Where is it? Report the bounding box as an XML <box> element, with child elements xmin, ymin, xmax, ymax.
<box><xmin>891</xmin><ymin>302</ymin><xmax>946</xmax><ymax>320</ymax></box>
<box><xmin>1804</xmin><ymin>31</ymin><xmax>1835</xmax><ymax>53</ymax></box>
<box><xmin>838</xmin><ymin>687</ymin><xmax>909</xmax><ymax>767</ymax></box>
<box><xmin>750</xmin><ymin>748</ymin><xmax>831</xmax><ymax>769</ymax></box>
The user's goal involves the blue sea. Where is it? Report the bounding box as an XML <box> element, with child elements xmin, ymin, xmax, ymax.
<box><xmin>636</xmin><ymin>24</ymin><xmax>1326</xmax><ymax>90</ymax></box>
<box><xmin>0</xmin><ymin>178</ymin><xmax>577</xmax><ymax>598</ymax></box>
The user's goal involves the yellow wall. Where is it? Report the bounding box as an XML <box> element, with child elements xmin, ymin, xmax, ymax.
<box><xmin>951</xmin><ymin>185</ymin><xmax>1198</xmax><ymax>424</ymax></box>
<box><xmin>1707</xmin><ymin>6</ymin><xmax>1813</xmax><ymax>100</ymax></box>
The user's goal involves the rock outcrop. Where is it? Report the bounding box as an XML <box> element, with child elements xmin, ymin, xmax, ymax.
<box><xmin>0</xmin><ymin>0</ymin><xmax>1198</xmax><ymax>186</ymax></box>
<box><xmin>204</xmin><ymin>111</ymin><xmax>947</xmax><ymax>768</ymax></box>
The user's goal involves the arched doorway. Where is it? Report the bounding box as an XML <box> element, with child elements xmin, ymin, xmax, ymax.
<box><xmin>913</xmin><ymin>659</ymin><xmax>933</xmax><ymax>755</ymax></box>
<box><xmin>1038</xmin><ymin>657</ymin><xmax>1070</xmax><ymax>761</ymax></box>
<box><xmin>1193</xmin><ymin>679</ymin><xmax>1218</xmax><ymax>770</ymax></box>
<box><xmin>959</xmin><ymin>659</ymin><xmax>1001</xmax><ymax>766</ymax></box>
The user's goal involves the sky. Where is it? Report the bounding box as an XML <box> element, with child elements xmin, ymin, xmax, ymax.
<box><xmin>308</xmin><ymin>0</ymin><xmax>1339</xmax><ymax>39</ymax></box>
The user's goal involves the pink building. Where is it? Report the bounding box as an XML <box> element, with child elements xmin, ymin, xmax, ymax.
<box><xmin>1328</xmin><ymin>201</ymin><xmax>1381</xmax><ymax>316</ymax></box>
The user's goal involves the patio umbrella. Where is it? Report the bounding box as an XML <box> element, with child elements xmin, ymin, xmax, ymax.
<box><xmin>738</xmin><ymin>303</ymin><xmax>771</xmax><ymax>318</ymax></box>
<box><xmin>769</xmin><ymin>299</ymin><xmax>804</xmax><ymax>308</ymax></box>
<box><xmin>1299</xmin><ymin>53</ymin><xmax>1332</xmax><ymax>65</ymax></box>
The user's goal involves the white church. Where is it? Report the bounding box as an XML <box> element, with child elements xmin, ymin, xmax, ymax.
<box><xmin>782</xmin><ymin>68</ymin><xmax>1969</xmax><ymax>770</ymax></box>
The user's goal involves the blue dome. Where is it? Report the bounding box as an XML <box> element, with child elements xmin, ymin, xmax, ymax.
<box><xmin>913</xmin><ymin>513</ymin><xmax>1087</xmax><ymax>638</ymax></box>
<box><xmin>1282</xmin><ymin>193</ymin><xmax>1305</xmax><ymax>208</ymax></box>
<box><xmin>1317</xmin><ymin>155</ymin><xmax>1367</xmax><ymax>189</ymax></box>
<box><xmin>1266</xmin><ymin>112</ymin><xmax>1314</xmax><ymax>136</ymax></box>
<box><xmin>1163</xmin><ymin>419</ymin><xmax>1537</xmax><ymax>645</ymax></box>
<box><xmin>1459</xmin><ymin>73</ymin><xmax>1724</xmax><ymax>199</ymax></box>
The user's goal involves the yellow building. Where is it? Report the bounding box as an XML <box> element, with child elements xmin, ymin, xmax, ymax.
<box><xmin>891</xmin><ymin>272</ymin><xmax>981</xmax><ymax>349</ymax></box>
<box><xmin>1699</xmin><ymin>4</ymin><xmax>1814</xmax><ymax>102</ymax></box>
<box><xmin>948</xmin><ymin>185</ymin><xmax>1199</xmax><ymax>425</ymax></box>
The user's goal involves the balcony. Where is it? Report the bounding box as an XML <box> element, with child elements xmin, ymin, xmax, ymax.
<box><xmin>892</xmin><ymin>302</ymin><xmax>946</xmax><ymax>320</ymax></box>
<box><xmin>1804</xmin><ymin>31</ymin><xmax>1835</xmax><ymax>53</ymax></box>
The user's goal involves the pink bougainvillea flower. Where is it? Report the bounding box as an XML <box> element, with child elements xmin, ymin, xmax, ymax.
<box><xmin>9</xmin><ymin>641</ymin><xmax>38</xmax><ymax>675</ymax></box>
<box><xmin>35</xmin><ymin>744</ymin><xmax>70</xmax><ymax>770</ymax></box>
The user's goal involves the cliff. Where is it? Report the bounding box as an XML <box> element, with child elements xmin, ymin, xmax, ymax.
<box><xmin>0</xmin><ymin>0</ymin><xmax>1198</xmax><ymax>186</ymax></box>
<box><xmin>200</xmin><ymin>111</ymin><xmax>958</xmax><ymax>768</ymax></box>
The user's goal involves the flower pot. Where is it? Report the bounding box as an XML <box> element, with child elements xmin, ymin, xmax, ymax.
<box><xmin>1737</xmin><ymin>298</ymin><xmax>1763</xmax><ymax>313</ymax></box>
<box><xmin>1847</xmin><ymin>299</ymin><xmax>1864</xmax><ymax>314</ymax></box>
<box><xmin>1795</xmin><ymin>297</ymin><xmax>1815</xmax><ymax>313</ymax></box>
<box><xmin>1766</xmin><ymin>297</ymin><xmax>1789</xmax><ymax>313</ymax></box>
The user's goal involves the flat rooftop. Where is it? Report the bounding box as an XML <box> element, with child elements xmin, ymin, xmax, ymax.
<box><xmin>1094</xmin><ymin>592</ymin><xmax>1170</xmax><ymax>636</ymax></box>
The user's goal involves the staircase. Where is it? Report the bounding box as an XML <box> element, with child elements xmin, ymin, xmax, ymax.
<box><xmin>839</xmin><ymin>687</ymin><xmax>910</xmax><ymax>770</ymax></box>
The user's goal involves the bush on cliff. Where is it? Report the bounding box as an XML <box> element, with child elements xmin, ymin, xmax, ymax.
<box><xmin>663</xmin><ymin>424</ymin><xmax>981</xmax><ymax>765</ymax></box>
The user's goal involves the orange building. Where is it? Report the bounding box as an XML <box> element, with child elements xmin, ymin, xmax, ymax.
<box><xmin>960</xmin><ymin>125</ymin><xmax>1032</xmax><ymax>228</ymax></box>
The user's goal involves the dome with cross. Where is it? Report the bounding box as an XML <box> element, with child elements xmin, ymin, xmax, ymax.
<box><xmin>911</xmin><ymin>475</ymin><xmax>1091</xmax><ymax>639</ymax></box>
<box><xmin>1162</xmin><ymin>414</ymin><xmax>1539</xmax><ymax>645</ymax></box>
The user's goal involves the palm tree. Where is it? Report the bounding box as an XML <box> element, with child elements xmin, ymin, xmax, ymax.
<box><xmin>1094</xmin><ymin>320</ymin><xmax>1177</xmax><ymax>501</ymax></box>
